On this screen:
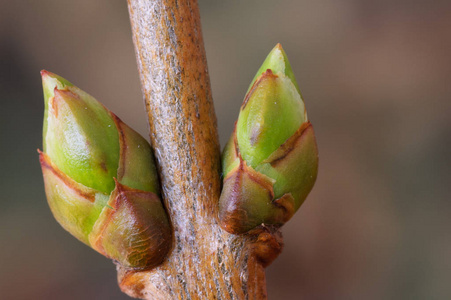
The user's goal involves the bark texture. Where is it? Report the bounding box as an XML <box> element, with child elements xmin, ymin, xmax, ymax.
<box><xmin>119</xmin><ymin>0</ymin><xmax>268</xmax><ymax>298</ymax></box>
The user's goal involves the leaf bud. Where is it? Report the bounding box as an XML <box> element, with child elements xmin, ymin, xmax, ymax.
<box><xmin>219</xmin><ymin>45</ymin><xmax>318</xmax><ymax>234</ymax></box>
<box><xmin>39</xmin><ymin>71</ymin><xmax>171</xmax><ymax>270</ymax></box>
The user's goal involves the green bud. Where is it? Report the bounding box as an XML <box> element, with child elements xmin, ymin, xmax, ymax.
<box><xmin>247</xmin><ymin>43</ymin><xmax>301</xmax><ymax>95</ymax></box>
<box><xmin>39</xmin><ymin>71</ymin><xmax>171</xmax><ymax>270</ymax></box>
<box><xmin>219</xmin><ymin>44</ymin><xmax>318</xmax><ymax>234</ymax></box>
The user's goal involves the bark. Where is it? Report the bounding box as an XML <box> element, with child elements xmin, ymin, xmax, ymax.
<box><xmin>118</xmin><ymin>0</ymin><xmax>269</xmax><ymax>298</ymax></box>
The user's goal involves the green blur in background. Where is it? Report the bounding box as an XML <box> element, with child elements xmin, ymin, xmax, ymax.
<box><xmin>1</xmin><ymin>1</ymin><xmax>450</xmax><ymax>299</ymax></box>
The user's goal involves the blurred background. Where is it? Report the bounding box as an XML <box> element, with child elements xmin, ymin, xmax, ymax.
<box><xmin>1</xmin><ymin>0</ymin><xmax>450</xmax><ymax>299</ymax></box>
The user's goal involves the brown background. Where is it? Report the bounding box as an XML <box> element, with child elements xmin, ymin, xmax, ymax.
<box><xmin>1</xmin><ymin>0</ymin><xmax>451</xmax><ymax>299</ymax></box>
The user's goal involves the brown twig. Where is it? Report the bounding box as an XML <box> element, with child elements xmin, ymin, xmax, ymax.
<box><xmin>119</xmin><ymin>0</ymin><xmax>268</xmax><ymax>298</ymax></box>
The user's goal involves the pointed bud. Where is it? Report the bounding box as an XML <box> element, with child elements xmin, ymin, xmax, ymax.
<box><xmin>219</xmin><ymin>45</ymin><xmax>318</xmax><ymax>234</ymax></box>
<box><xmin>39</xmin><ymin>71</ymin><xmax>171</xmax><ymax>270</ymax></box>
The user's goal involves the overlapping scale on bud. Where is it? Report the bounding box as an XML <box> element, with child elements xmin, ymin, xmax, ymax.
<box><xmin>219</xmin><ymin>44</ymin><xmax>318</xmax><ymax>234</ymax></box>
<box><xmin>39</xmin><ymin>71</ymin><xmax>171</xmax><ymax>270</ymax></box>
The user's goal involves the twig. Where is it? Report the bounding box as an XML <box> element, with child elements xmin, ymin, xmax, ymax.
<box><xmin>119</xmin><ymin>1</ymin><xmax>268</xmax><ymax>298</ymax></box>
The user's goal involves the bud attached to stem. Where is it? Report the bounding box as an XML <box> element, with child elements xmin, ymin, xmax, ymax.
<box><xmin>219</xmin><ymin>44</ymin><xmax>318</xmax><ymax>234</ymax></box>
<box><xmin>39</xmin><ymin>71</ymin><xmax>171</xmax><ymax>270</ymax></box>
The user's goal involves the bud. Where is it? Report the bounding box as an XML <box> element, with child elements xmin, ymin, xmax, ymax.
<box><xmin>219</xmin><ymin>44</ymin><xmax>318</xmax><ymax>234</ymax></box>
<box><xmin>39</xmin><ymin>71</ymin><xmax>171</xmax><ymax>270</ymax></box>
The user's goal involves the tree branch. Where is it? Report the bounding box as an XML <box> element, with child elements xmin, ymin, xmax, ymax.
<box><xmin>119</xmin><ymin>0</ymin><xmax>268</xmax><ymax>298</ymax></box>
